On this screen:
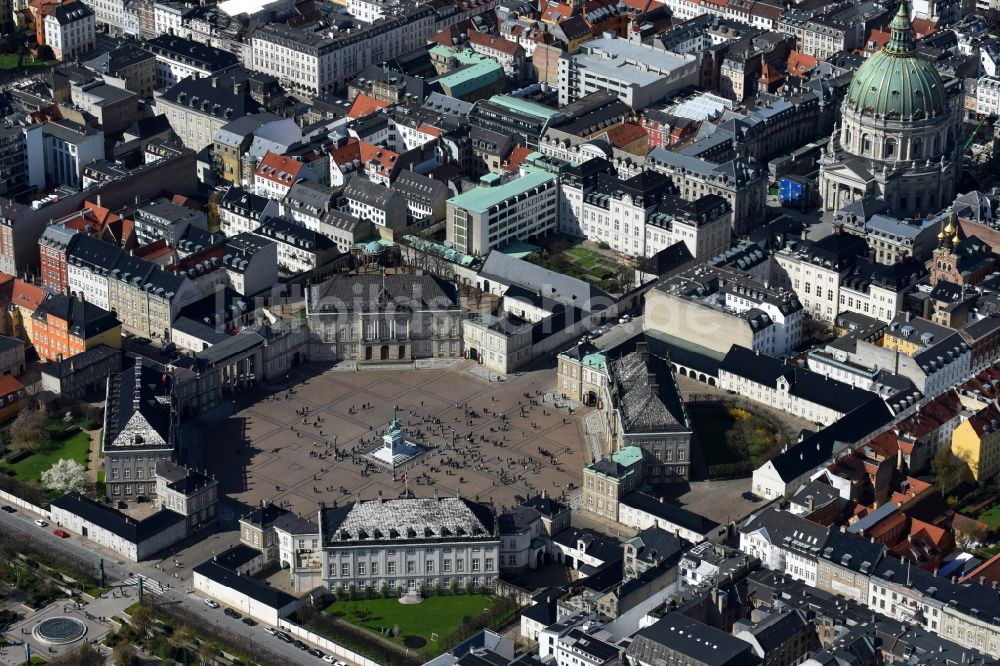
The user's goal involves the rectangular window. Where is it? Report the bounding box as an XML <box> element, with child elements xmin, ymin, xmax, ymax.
<box><xmin>358</xmin><ymin>562</ymin><xmax>366</xmax><ymax>576</ymax></box>
<box><xmin>387</xmin><ymin>562</ymin><xmax>396</xmax><ymax>575</ymax></box>
<box><xmin>341</xmin><ymin>564</ymin><xmax>349</xmax><ymax>576</ymax></box>
<box><xmin>371</xmin><ymin>562</ymin><xmax>378</xmax><ymax>575</ymax></box>
<box><xmin>425</xmin><ymin>561</ymin><xmax>434</xmax><ymax>573</ymax></box>
<box><xmin>406</xmin><ymin>561</ymin><xmax>415</xmax><ymax>573</ymax></box>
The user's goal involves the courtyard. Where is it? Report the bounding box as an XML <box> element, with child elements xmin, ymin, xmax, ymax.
<box><xmin>525</xmin><ymin>240</ymin><xmax>635</xmax><ymax>295</ymax></box>
<box><xmin>202</xmin><ymin>360</ymin><xmax>595</xmax><ymax>519</ymax></box>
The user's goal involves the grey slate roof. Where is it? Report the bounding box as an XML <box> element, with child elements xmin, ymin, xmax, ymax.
<box><xmin>621</xmin><ymin>491</ymin><xmax>719</xmax><ymax>536</ymax></box>
<box><xmin>192</xmin><ymin>560</ymin><xmax>298</xmax><ymax>608</ymax></box>
<box><xmin>320</xmin><ymin>497</ymin><xmax>495</xmax><ymax>545</ymax></box>
<box><xmin>394</xmin><ymin>170</ymin><xmax>447</xmax><ymax>206</ymax></box>
<box><xmin>628</xmin><ymin>612</ymin><xmax>761</xmax><ymax>666</ymax></box>
<box><xmin>309</xmin><ymin>273</ymin><xmax>458</xmax><ymax>314</ymax></box>
<box><xmin>479</xmin><ymin>251</ymin><xmax>612</xmax><ymax>313</ymax></box>
<box><xmin>739</xmin><ymin>504</ymin><xmax>829</xmax><ymax>553</ymax></box>
<box><xmin>608</xmin><ymin>346</ymin><xmax>689</xmax><ymax>433</ymax></box>
<box><xmin>143</xmin><ymin>35</ymin><xmax>239</xmax><ymax>73</ymax></box>
<box><xmin>33</xmin><ymin>293</ymin><xmax>119</xmax><ymax>339</ymax></box>
<box><xmin>719</xmin><ymin>346</ymin><xmax>876</xmax><ymax>415</ymax></box>
<box><xmin>51</xmin><ymin>493</ymin><xmax>185</xmax><ymax>544</ymax></box>
<box><xmin>344</xmin><ymin>175</ymin><xmax>398</xmax><ymax>208</ymax></box>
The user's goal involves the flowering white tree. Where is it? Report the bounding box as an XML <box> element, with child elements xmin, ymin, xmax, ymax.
<box><xmin>41</xmin><ymin>459</ymin><xmax>88</xmax><ymax>495</ymax></box>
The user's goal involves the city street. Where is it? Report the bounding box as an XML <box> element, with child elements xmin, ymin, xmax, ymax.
<box><xmin>0</xmin><ymin>506</ymin><xmax>344</xmax><ymax>666</ymax></box>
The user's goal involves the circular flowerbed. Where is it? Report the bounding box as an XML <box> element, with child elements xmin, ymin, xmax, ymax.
<box><xmin>33</xmin><ymin>616</ymin><xmax>87</xmax><ymax>645</ymax></box>
<box><xmin>403</xmin><ymin>635</ymin><xmax>427</xmax><ymax>648</ymax></box>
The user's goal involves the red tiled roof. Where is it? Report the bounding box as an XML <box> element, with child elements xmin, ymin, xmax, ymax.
<box><xmin>864</xmin><ymin>28</ymin><xmax>890</xmax><ymax>55</ymax></box>
<box><xmin>329</xmin><ymin>138</ymin><xmax>361</xmax><ymax>165</ymax></box>
<box><xmin>759</xmin><ymin>63</ymin><xmax>783</xmax><ymax>83</ymax></box>
<box><xmin>11</xmin><ymin>280</ymin><xmax>45</xmax><ymax>312</ymax></box>
<box><xmin>542</xmin><ymin>1</ymin><xmax>573</xmax><ymax>22</ymax></box>
<box><xmin>133</xmin><ymin>238</ymin><xmax>173</xmax><ymax>261</ymax></box>
<box><xmin>967</xmin><ymin>401</ymin><xmax>1000</xmax><ymax>439</ymax></box>
<box><xmin>787</xmin><ymin>50</ymin><xmax>817</xmax><ymax>75</ymax></box>
<box><xmin>503</xmin><ymin>146</ymin><xmax>534</xmax><ymax>172</ymax></box>
<box><xmin>605</xmin><ymin>122</ymin><xmax>647</xmax><ymax>148</ymax></box>
<box><xmin>468</xmin><ymin>30</ymin><xmax>522</xmax><ymax>55</ymax></box>
<box><xmin>416</xmin><ymin>123</ymin><xmax>443</xmax><ymax>138</ymax></box>
<box><xmin>911</xmin><ymin>17</ymin><xmax>936</xmax><ymax>38</ymax></box>
<box><xmin>255</xmin><ymin>151</ymin><xmax>306</xmax><ymax>184</ymax></box>
<box><xmin>359</xmin><ymin>143</ymin><xmax>399</xmax><ymax>177</ymax></box>
<box><xmin>622</xmin><ymin>0</ymin><xmax>663</xmax><ymax>10</ymax></box>
<box><xmin>750</xmin><ymin>2</ymin><xmax>782</xmax><ymax>20</ymax></box>
<box><xmin>961</xmin><ymin>545</ymin><xmax>1000</xmax><ymax>584</ymax></box>
<box><xmin>0</xmin><ymin>375</ymin><xmax>23</xmax><ymax>399</ymax></box>
<box><xmin>347</xmin><ymin>94</ymin><xmax>390</xmax><ymax>120</ymax></box>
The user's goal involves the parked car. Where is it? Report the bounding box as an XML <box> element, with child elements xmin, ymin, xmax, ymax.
<box><xmin>321</xmin><ymin>657</ymin><xmax>336</xmax><ymax>664</ymax></box>
<box><xmin>276</xmin><ymin>631</ymin><xmax>293</xmax><ymax>643</ymax></box>
<box><xmin>223</xmin><ymin>608</ymin><xmax>241</xmax><ymax>619</ymax></box>
<box><xmin>203</xmin><ymin>599</ymin><xmax>220</xmax><ymax>609</ymax></box>
<box><xmin>34</xmin><ymin>519</ymin><xmax>47</xmax><ymax>527</ymax></box>
<box><xmin>52</xmin><ymin>529</ymin><xmax>69</xmax><ymax>538</ymax></box>
<box><xmin>308</xmin><ymin>648</ymin><xmax>324</xmax><ymax>657</ymax></box>
<box><xmin>264</xmin><ymin>627</ymin><xmax>277</xmax><ymax>636</ymax></box>
<box><xmin>618</xmin><ymin>314</ymin><xmax>631</xmax><ymax>324</ymax></box>
<box><xmin>132</xmin><ymin>337</ymin><xmax>151</xmax><ymax>345</ymax></box>
<box><xmin>741</xmin><ymin>491</ymin><xmax>760</xmax><ymax>502</ymax></box>
<box><xmin>242</xmin><ymin>617</ymin><xmax>257</xmax><ymax>626</ymax></box>
<box><xmin>293</xmin><ymin>639</ymin><xmax>309</xmax><ymax>650</ymax></box>
<box><xmin>1</xmin><ymin>506</ymin><xmax>15</xmax><ymax>513</ymax></box>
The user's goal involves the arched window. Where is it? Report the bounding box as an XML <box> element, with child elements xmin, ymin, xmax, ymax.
<box><xmin>844</xmin><ymin>127</ymin><xmax>852</xmax><ymax>148</ymax></box>
<box><xmin>862</xmin><ymin>134</ymin><xmax>872</xmax><ymax>156</ymax></box>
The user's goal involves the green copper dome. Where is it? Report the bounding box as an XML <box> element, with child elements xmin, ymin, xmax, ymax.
<box><xmin>845</xmin><ymin>1</ymin><xmax>947</xmax><ymax>120</ymax></box>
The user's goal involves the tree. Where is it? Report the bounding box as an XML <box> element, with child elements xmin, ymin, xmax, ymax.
<box><xmin>170</xmin><ymin>623</ymin><xmax>194</xmax><ymax>652</ymax></box>
<box><xmin>36</xmin><ymin>44</ymin><xmax>53</xmax><ymax>61</ymax></box>
<box><xmin>49</xmin><ymin>643</ymin><xmax>104</xmax><ymax>666</ymax></box>
<box><xmin>113</xmin><ymin>642</ymin><xmax>138</xmax><ymax>666</ymax></box>
<box><xmin>932</xmin><ymin>447</ymin><xmax>968</xmax><ymax>492</ymax></box>
<box><xmin>10</xmin><ymin>404</ymin><xmax>47</xmax><ymax>451</ymax></box>
<box><xmin>199</xmin><ymin>641</ymin><xmax>217</xmax><ymax>665</ymax></box>
<box><xmin>41</xmin><ymin>458</ymin><xmax>88</xmax><ymax>494</ymax></box>
<box><xmin>129</xmin><ymin>603</ymin><xmax>155</xmax><ymax>644</ymax></box>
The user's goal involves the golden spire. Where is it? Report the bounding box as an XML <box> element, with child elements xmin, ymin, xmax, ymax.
<box><xmin>943</xmin><ymin>213</ymin><xmax>956</xmax><ymax>238</ymax></box>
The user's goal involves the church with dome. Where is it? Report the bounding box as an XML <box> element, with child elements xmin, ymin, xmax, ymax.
<box><xmin>818</xmin><ymin>1</ymin><xmax>961</xmax><ymax>217</ymax></box>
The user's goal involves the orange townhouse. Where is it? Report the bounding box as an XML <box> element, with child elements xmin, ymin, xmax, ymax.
<box><xmin>31</xmin><ymin>293</ymin><xmax>121</xmax><ymax>363</ymax></box>
<box><xmin>0</xmin><ymin>375</ymin><xmax>26</xmax><ymax>423</ymax></box>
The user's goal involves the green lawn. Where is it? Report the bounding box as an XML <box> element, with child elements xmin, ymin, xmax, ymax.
<box><xmin>0</xmin><ymin>54</ymin><xmax>56</xmax><ymax>71</ymax></box>
<box><xmin>977</xmin><ymin>504</ymin><xmax>1000</xmax><ymax>530</ymax></box>
<box><xmin>689</xmin><ymin>404</ymin><xmax>783</xmax><ymax>472</ymax></box>
<box><xmin>3</xmin><ymin>431</ymin><xmax>90</xmax><ymax>482</ymax></box>
<box><xmin>325</xmin><ymin>595</ymin><xmax>497</xmax><ymax>653</ymax></box>
<box><xmin>565</xmin><ymin>247</ymin><xmax>600</xmax><ymax>269</ymax></box>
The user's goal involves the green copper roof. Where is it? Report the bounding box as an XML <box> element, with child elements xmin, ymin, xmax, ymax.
<box><xmin>447</xmin><ymin>167</ymin><xmax>555</xmax><ymax>214</ymax></box>
<box><xmin>429</xmin><ymin>46</ymin><xmax>505</xmax><ymax>99</ymax></box>
<box><xmin>612</xmin><ymin>445</ymin><xmax>643</xmax><ymax>468</ymax></box>
<box><xmin>844</xmin><ymin>1</ymin><xmax>946</xmax><ymax>120</ymax></box>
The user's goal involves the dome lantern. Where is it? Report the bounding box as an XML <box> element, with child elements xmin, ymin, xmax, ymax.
<box><xmin>844</xmin><ymin>0</ymin><xmax>947</xmax><ymax>120</ymax></box>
